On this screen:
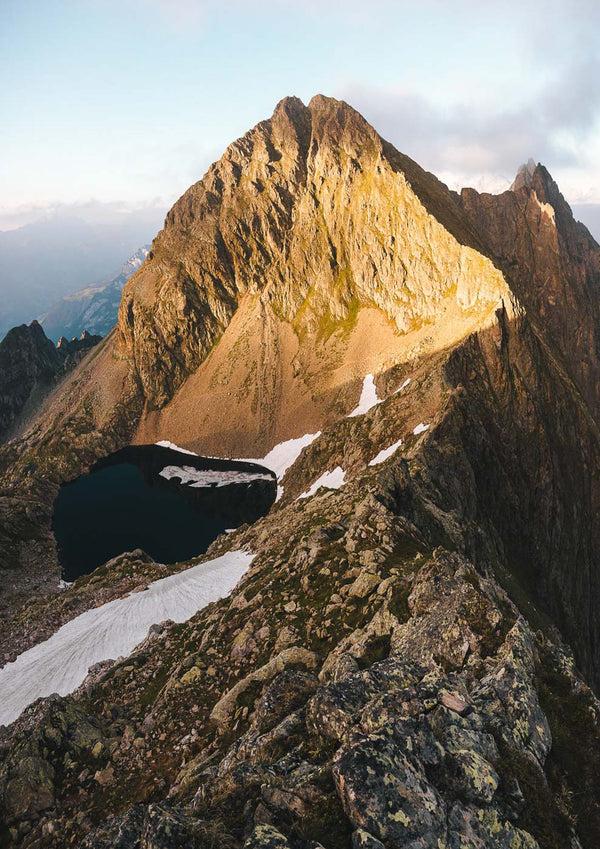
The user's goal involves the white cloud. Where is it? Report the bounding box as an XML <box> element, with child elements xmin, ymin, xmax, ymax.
<box><xmin>0</xmin><ymin>198</ymin><xmax>170</xmax><ymax>232</ymax></box>
<box><xmin>341</xmin><ymin>50</ymin><xmax>600</xmax><ymax>203</ymax></box>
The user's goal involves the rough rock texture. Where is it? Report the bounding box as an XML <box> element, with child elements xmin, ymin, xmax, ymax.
<box><xmin>461</xmin><ymin>161</ymin><xmax>600</xmax><ymax>418</ymax></box>
<box><xmin>118</xmin><ymin>95</ymin><xmax>507</xmax><ymax>414</ymax></box>
<box><xmin>0</xmin><ymin>322</ymin><xmax>62</xmax><ymax>439</ymax></box>
<box><xmin>1</xmin><ymin>490</ymin><xmax>599</xmax><ymax>848</ymax></box>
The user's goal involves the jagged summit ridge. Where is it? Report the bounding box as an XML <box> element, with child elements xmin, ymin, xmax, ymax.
<box><xmin>0</xmin><ymin>321</ymin><xmax>101</xmax><ymax>441</ymax></box>
<box><xmin>118</xmin><ymin>94</ymin><xmax>508</xmax><ymax>427</ymax></box>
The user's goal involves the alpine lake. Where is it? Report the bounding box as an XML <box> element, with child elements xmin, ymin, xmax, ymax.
<box><xmin>52</xmin><ymin>444</ymin><xmax>277</xmax><ymax>580</ymax></box>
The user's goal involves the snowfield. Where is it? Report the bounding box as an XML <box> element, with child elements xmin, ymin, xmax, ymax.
<box><xmin>155</xmin><ymin>432</ymin><xmax>321</xmax><ymax>501</ymax></box>
<box><xmin>253</xmin><ymin>432</ymin><xmax>322</xmax><ymax>501</ymax></box>
<box><xmin>413</xmin><ymin>422</ymin><xmax>430</xmax><ymax>435</ymax></box>
<box><xmin>0</xmin><ymin>550</ymin><xmax>253</xmax><ymax>728</ymax></box>
<box><xmin>369</xmin><ymin>437</ymin><xmax>404</xmax><ymax>466</ymax></box>
<box><xmin>298</xmin><ymin>466</ymin><xmax>346</xmax><ymax>499</ymax></box>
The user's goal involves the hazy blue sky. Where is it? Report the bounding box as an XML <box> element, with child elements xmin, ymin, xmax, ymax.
<box><xmin>2</xmin><ymin>0</ymin><xmax>599</xmax><ymax>228</ymax></box>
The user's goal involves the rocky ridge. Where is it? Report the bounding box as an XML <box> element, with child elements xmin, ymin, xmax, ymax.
<box><xmin>1</xmin><ymin>453</ymin><xmax>599</xmax><ymax>848</ymax></box>
<box><xmin>0</xmin><ymin>95</ymin><xmax>600</xmax><ymax>846</ymax></box>
<box><xmin>0</xmin><ymin>322</ymin><xmax>101</xmax><ymax>443</ymax></box>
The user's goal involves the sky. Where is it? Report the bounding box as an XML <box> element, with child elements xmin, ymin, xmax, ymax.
<box><xmin>1</xmin><ymin>0</ymin><xmax>599</xmax><ymax>231</ymax></box>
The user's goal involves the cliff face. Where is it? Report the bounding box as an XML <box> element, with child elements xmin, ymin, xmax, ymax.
<box><xmin>447</xmin><ymin>165</ymin><xmax>600</xmax><ymax>684</ymax></box>
<box><xmin>118</xmin><ymin>96</ymin><xmax>507</xmax><ymax>436</ymax></box>
<box><xmin>1</xmin><ymin>96</ymin><xmax>600</xmax><ymax>848</ymax></box>
<box><xmin>459</xmin><ymin>163</ymin><xmax>600</xmax><ymax>417</ymax></box>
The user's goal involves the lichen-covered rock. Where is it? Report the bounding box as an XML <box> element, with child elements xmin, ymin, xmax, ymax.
<box><xmin>78</xmin><ymin>803</ymin><xmax>195</xmax><ymax>848</ymax></box>
<box><xmin>78</xmin><ymin>806</ymin><xmax>146</xmax><ymax>848</ymax></box>
<box><xmin>448</xmin><ymin>804</ymin><xmax>539</xmax><ymax>849</ymax></box>
<box><xmin>348</xmin><ymin>571</ymin><xmax>381</xmax><ymax>599</ymax></box>
<box><xmin>0</xmin><ymin>699</ymin><xmax>104</xmax><ymax>825</ymax></box>
<box><xmin>473</xmin><ymin>620</ymin><xmax>552</xmax><ymax>765</ymax></box>
<box><xmin>210</xmin><ymin>647</ymin><xmax>320</xmax><ymax>731</ymax></box>
<box><xmin>332</xmin><ymin>726</ymin><xmax>447</xmax><ymax>848</ymax></box>
<box><xmin>244</xmin><ymin>824</ymin><xmax>292</xmax><ymax>849</ymax></box>
<box><xmin>391</xmin><ymin>554</ymin><xmax>513</xmax><ymax>670</ymax></box>
<box><xmin>351</xmin><ymin>829</ymin><xmax>386</xmax><ymax>849</ymax></box>
<box><xmin>306</xmin><ymin>674</ymin><xmax>374</xmax><ymax>743</ymax></box>
<box><xmin>252</xmin><ymin>670</ymin><xmax>318</xmax><ymax>734</ymax></box>
<box><xmin>141</xmin><ymin>804</ymin><xmax>195</xmax><ymax>849</ymax></box>
<box><xmin>446</xmin><ymin>749</ymin><xmax>499</xmax><ymax>804</ymax></box>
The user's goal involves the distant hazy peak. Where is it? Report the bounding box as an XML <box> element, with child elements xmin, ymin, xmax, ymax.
<box><xmin>117</xmin><ymin>245</ymin><xmax>150</xmax><ymax>278</ymax></box>
<box><xmin>510</xmin><ymin>157</ymin><xmax>538</xmax><ymax>191</ymax></box>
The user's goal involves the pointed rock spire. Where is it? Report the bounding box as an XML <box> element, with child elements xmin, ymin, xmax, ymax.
<box><xmin>510</xmin><ymin>158</ymin><xmax>538</xmax><ymax>191</ymax></box>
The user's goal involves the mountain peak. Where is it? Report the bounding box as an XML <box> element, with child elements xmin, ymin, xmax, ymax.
<box><xmin>509</xmin><ymin>158</ymin><xmax>574</xmax><ymax>223</ymax></box>
<box><xmin>308</xmin><ymin>93</ymin><xmax>376</xmax><ymax>132</ymax></box>
<box><xmin>272</xmin><ymin>94</ymin><xmax>307</xmax><ymax>117</ymax></box>
<box><xmin>269</xmin><ymin>94</ymin><xmax>378</xmax><ymax>150</ymax></box>
<box><xmin>510</xmin><ymin>158</ymin><xmax>560</xmax><ymax>199</ymax></box>
<box><xmin>510</xmin><ymin>157</ymin><xmax>538</xmax><ymax>191</ymax></box>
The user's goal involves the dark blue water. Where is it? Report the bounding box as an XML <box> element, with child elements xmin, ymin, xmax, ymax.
<box><xmin>52</xmin><ymin>445</ymin><xmax>276</xmax><ymax>580</ymax></box>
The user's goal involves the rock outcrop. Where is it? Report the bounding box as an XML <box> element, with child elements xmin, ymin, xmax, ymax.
<box><xmin>0</xmin><ymin>322</ymin><xmax>63</xmax><ymax>440</ymax></box>
<box><xmin>0</xmin><ymin>322</ymin><xmax>101</xmax><ymax>442</ymax></box>
<box><xmin>1</xmin><ymin>485</ymin><xmax>599</xmax><ymax>849</ymax></box>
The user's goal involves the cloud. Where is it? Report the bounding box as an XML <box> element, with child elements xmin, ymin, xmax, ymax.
<box><xmin>340</xmin><ymin>50</ymin><xmax>600</xmax><ymax>198</ymax></box>
<box><xmin>0</xmin><ymin>198</ymin><xmax>169</xmax><ymax>233</ymax></box>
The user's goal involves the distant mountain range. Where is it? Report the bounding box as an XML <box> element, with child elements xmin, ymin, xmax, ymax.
<box><xmin>0</xmin><ymin>202</ymin><xmax>165</xmax><ymax>338</ymax></box>
<box><xmin>40</xmin><ymin>246</ymin><xmax>150</xmax><ymax>342</ymax></box>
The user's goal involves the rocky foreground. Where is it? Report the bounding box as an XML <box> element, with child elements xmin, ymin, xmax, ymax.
<box><xmin>1</xmin><ymin>456</ymin><xmax>599</xmax><ymax>848</ymax></box>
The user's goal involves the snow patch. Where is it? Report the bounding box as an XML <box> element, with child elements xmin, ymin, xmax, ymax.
<box><xmin>395</xmin><ymin>378</ymin><xmax>411</xmax><ymax>393</ymax></box>
<box><xmin>241</xmin><ymin>432</ymin><xmax>322</xmax><ymax>501</ymax></box>
<box><xmin>298</xmin><ymin>466</ymin><xmax>346</xmax><ymax>500</ymax></box>
<box><xmin>159</xmin><ymin>465</ymin><xmax>274</xmax><ymax>488</ymax></box>
<box><xmin>157</xmin><ymin>431</ymin><xmax>322</xmax><ymax>502</ymax></box>
<box><xmin>369</xmin><ymin>438</ymin><xmax>403</xmax><ymax>466</ymax></box>
<box><xmin>348</xmin><ymin>374</ymin><xmax>382</xmax><ymax>417</ymax></box>
<box><xmin>246</xmin><ymin>432</ymin><xmax>321</xmax><ymax>480</ymax></box>
<box><xmin>155</xmin><ymin>440</ymin><xmax>198</xmax><ymax>456</ymax></box>
<box><xmin>0</xmin><ymin>550</ymin><xmax>253</xmax><ymax>727</ymax></box>
<box><xmin>57</xmin><ymin>579</ymin><xmax>72</xmax><ymax>590</ymax></box>
<box><xmin>413</xmin><ymin>422</ymin><xmax>430</xmax><ymax>435</ymax></box>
